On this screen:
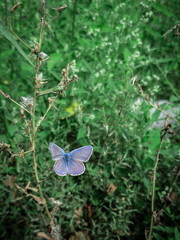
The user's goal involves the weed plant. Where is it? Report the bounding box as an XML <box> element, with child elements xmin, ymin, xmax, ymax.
<box><xmin>0</xmin><ymin>0</ymin><xmax>179</xmax><ymax>240</ymax></box>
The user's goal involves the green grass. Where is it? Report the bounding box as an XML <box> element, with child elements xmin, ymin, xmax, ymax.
<box><xmin>0</xmin><ymin>0</ymin><xmax>179</xmax><ymax>239</ymax></box>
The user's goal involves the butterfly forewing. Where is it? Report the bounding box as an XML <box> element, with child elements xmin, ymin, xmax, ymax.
<box><xmin>49</xmin><ymin>142</ymin><xmax>65</xmax><ymax>161</ymax></box>
<box><xmin>54</xmin><ymin>158</ymin><xmax>68</xmax><ymax>176</ymax></box>
<box><xmin>70</xmin><ymin>146</ymin><xmax>93</xmax><ymax>162</ymax></box>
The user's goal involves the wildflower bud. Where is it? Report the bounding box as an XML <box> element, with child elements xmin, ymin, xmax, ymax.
<box><xmin>20</xmin><ymin>108</ymin><xmax>26</xmax><ymax>119</ymax></box>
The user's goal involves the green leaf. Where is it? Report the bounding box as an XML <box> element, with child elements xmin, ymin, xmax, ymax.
<box><xmin>0</xmin><ymin>19</ymin><xmax>33</xmax><ymax>66</ymax></box>
<box><xmin>0</xmin><ymin>49</ymin><xmax>14</xmax><ymax>60</ymax></box>
<box><xmin>47</xmin><ymin>52</ymin><xmax>62</xmax><ymax>71</ymax></box>
<box><xmin>133</xmin><ymin>156</ymin><xmax>141</xmax><ymax>168</ymax></box>
<box><xmin>174</xmin><ymin>226</ymin><xmax>180</xmax><ymax>240</ymax></box>
<box><xmin>77</xmin><ymin>128</ymin><xmax>86</xmax><ymax>139</ymax></box>
<box><xmin>123</xmin><ymin>48</ymin><xmax>131</xmax><ymax>63</ymax></box>
<box><xmin>143</xmin><ymin>177</ymin><xmax>151</xmax><ymax>192</ymax></box>
<box><xmin>153</xmin><ymin>232</ymin><xmax>165</xmax><ymax>240</ymax></box>
<box><xmin>152</xmin><ymin>3</ymin><xmax>175</xmax><ymax>17</ymax></box>
<box><xmin>50</xmin><ymin>71</ymin><xmax>61</xmax><ymax>81</ymax></box>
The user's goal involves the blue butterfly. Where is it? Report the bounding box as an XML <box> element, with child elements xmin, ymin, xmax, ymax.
<box><xmin>49</xmin><ymin>143</ymin><xmax>93</xmax><ymax>176</ymax></box>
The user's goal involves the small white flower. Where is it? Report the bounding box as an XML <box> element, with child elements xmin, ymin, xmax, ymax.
<box><xmin>37</xmin><ymin>72</ymin><xmax>43</xmax><ymax>81</ymax></box>
<box><xmin>39</xmin><ymin>51</ymin><xmax>48</xmax><ymax>60</ymax></box>
<box><xmin>95</xmin><ymin>72</ymin><xmax>100</xmax><ymax>78</ymax></box>
<box><xmin>131</xmin><ymin>75</ymin><xmax>138</xmax><ymax>85</ymax></box>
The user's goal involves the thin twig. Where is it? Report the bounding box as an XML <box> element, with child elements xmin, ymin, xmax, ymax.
<box><xmin>0</xmin><ymin>90</ymin><xmax>31</xmax><ymax>115</ymax></box>
<box><xmin>35</xmin><ymin>99</ymin><xmax>55</xmax><ymax>133</ymax></box>
<box><xmin>156</xmin><ymin>167</ymin><xmax>180</xmax><ymax>221</ymax></box>
<box><xmin>13</xmin><ymin>149</ymin><xmax>33</xmax><ymax>157</ymax></box>
<box><xmin>137</xmin><ymin>86</ymin><xmax>179</xmax><ymax>123</ymax></box>
<box><xmin>9</xmin><ymin>17</ymin><xmax>33</xmax><ymax>51</ymax></box>
<box><xmin>162</xmin><ymin>24</ymin><xmax>180</xmax><ymax>37</ymax></box>
<box><xmin>148</xmin><ymin>138</ymin><xmax>164</xmax><ymax>240</ymax></box>
<box><xmin>148</xmin><ymin>124</ymin><xmax>172</xmax><ymax>240</ymax></box>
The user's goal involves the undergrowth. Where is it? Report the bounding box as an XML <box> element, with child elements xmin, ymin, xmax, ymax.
<box><xmin>0</xmin><ymin>1</ymin><xmax>179</xmax><ymax>239</ymax></box>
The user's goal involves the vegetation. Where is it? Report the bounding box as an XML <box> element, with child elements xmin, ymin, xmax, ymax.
<box><xmin>0</xmin><ymin>0</ymin><xmax>179</xmax><ymax>239</ymax></box>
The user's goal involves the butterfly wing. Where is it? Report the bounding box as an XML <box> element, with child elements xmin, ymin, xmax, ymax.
<box><xmin>70</xmin><ymin>146</ymin><xmax>93</xmax><ymax>162</ymax></box>
<box><xmin>68</xmin><ymin>159</ymin><xmax>85</xmax><ymax>176</ymax></box>
<box><xmin>67</xmin><ymin>146</ymin><xmax>93</xmax><ymax>176</ymax></box>
<box><xmin>54</xmin><ymin>158</ymin><xmax>68</xmax><ymax>176</ymax></box>
<box><xmin>49</xmin><ymin>142</ymin><xmax>65</xmax><ymax>161</ymax></box>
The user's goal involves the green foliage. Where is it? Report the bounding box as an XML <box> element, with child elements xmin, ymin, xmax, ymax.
<box><xmin>0</xmin><ymin>0</ymin><xmax>179</xmax><ymax>239</ymax></box>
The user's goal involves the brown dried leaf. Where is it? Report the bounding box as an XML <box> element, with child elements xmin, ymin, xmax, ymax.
<box><xmin>37</xmin><ymin>232</ymin><xmax>53</xmax><ymax>240</ymax></box>
<box><xmin>137</xmin><ymin>84</ymin><xmax>143</xmax><ymax>94</ymax></box>
<box><xmin>164</xmin><ymin>116</ymin><xmax>169</xmax><ymax>128</ymax></box>
<box><xmin>15</xmin><ymin>184</ymin><xmax>26</xmax><ymax>193</ymax></box>
<box><xmin>4</xmin><ymin>175</ymin><xmax>15</xmax><ymax>188</ymax></box>
<box><xmin>50</xmin><ymin>205</ymin><xmax>60</xmax><ymax>226</ymax></box>
<box><xmin>146</xmin><ymin>93</ymin><xmax>149</xmax><ymax>103</ymax></box>
<box><xmin>69</xmin><ymin>231</ymin><xmax>90</xmax><ymax>240</ymax></box>
<box><xmin>106</xmin><ymin>183</ymin><xmax>117</xmax><ymax>195</ymax></box>
<box><xmin>30</xmin><ymin>194</ymin><xmax>44</xmax><ymax>205</ymax></box>
<box><xmin>75</xmin><ymin>207</ymin><xmax>82</xmax><ymax>219</ymax></box>
<box><xmin>74</xmin><ymin>207</ymin><xmax>82</xmax><ymax>225</ymax></box>
<box><xmin>16</xmin><ymin>184</ymin><xmax>44</xmax><ymax>205</ymax></box>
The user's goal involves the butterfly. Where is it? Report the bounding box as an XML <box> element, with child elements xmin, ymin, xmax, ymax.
<box><xmin>49</xmin><ymin>143</ymin><xmax>93</xmax><ymax>176</ymax></box>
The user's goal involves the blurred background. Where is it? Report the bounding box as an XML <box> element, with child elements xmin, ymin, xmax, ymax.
<box><xmin>0</xmin><ymin>0</ymin><xmax>179</xmax><ymax>239</ymax></box>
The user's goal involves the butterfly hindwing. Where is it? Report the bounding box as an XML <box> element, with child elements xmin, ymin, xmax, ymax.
<box><xmin>68</xmin><ymin>158</ymin><xmax>85</xmax><ymax>176</ymax></box>
<box><xmin>49</xmin><ymin>142</ymin><xmax>65</xmax><ymax>161</ymax></box>
<box><xmin>70</xmin><ymin>146</ymin><xmax>93</xmax><ymax>162</ymax></box>
<box><xmin>54</xmin><ymin>158</ymin><xmax>68</xmax><ymax>176</ymax></box>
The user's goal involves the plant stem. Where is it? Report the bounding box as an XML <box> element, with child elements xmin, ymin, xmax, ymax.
<box><xmin>140</xmin><ymin>92</ymin><xmax>179</xmax><ymax>123</ymax></box>
<box><xmin>148</xmin><ymin>137</ymin><xmax>164</xmax><ymax>240</ymax></box>
<box><xmin>156</xmin><ymin>167</ymin><xmax>180</xmax><ymax>220</ymax></box>
<box><xmin>35</xmin><ymin>100</ymin><xmax>55</xmax><ymax>133</ymax></box>
<box><xmin>31</xmin><ymin>0</ymin><xmax>53</xmax><ymax>226</ymax></box>
<box><xmin>32</xmin><ymin>60</ymin><xmax>52</xmax><ymax>223</ymax></box>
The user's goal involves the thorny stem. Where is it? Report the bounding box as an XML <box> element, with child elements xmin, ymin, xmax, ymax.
<box><xmin>148</xmin><ymin>135</ymin><xmax>165</xmax><ymax>240</ymax></box>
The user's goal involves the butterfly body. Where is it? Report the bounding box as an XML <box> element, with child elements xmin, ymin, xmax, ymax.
<box><xmin>49</xmin><ymin>143</ymin><xmax>93</xmax><ymax>176</ymax></box>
